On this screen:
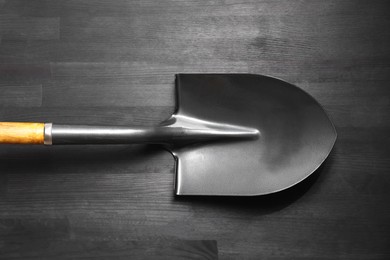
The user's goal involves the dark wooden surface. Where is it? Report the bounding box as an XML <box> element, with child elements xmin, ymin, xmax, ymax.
<box><xmin>1</xmin><ymin>0</ymin><xmax>389</xmax><ymax>259</ymax></box>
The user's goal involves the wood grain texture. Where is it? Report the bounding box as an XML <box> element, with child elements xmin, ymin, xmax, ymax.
<box><xmin>1</xmin><ymin>232</ymin><xmax>218</xmax><ymax>260</ymax></box>
<box><xmin>0</xmin><ymin>85</ymin><xmax>42</xmax><ymax>107</ymax></box>
<box><xmin>0</xmin><ymin>15</ymin><xmax>59</xmax><ymax>40</ymax></box>
<box><xmin>0</xmin><ymin>122</ymin><xmax>44</xmax><ymax>144</ymax></box>
<box><xmin>0</xmin><ymin>0</ymin><xmax>390</xmax><ymax>259</ymax></box>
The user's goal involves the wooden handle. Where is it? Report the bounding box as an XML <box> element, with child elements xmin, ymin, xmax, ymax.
<box><xmin>0</xmin><ymin>122</ymin><xmax>45</xmax><ymax>144</ymax></box>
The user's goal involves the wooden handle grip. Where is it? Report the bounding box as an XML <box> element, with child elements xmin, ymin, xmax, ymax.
<box><xmin>0</xmin><ymin>122</ymin><xmax>45</xmax><ymax>144</ymax></box>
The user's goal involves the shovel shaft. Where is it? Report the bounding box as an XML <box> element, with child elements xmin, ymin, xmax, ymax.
<box><xmin>0</xmin><ymin>122</ymin><xmax>45</xmax><ymax>144</ymax></box>
<box><xmin>0</xmin><ymin>122</ymin><xmax>259</xmax><ymax>145</ymax></box>
<box><xmin>49</xmin><ymin>124</ymin><xmax>258</xmax><ymax>145</ymax></box>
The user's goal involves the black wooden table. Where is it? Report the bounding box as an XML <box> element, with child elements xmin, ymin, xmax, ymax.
<box><xmin>1</xmin><ymin>1</ymin><xmax>389</xmax><ymax>259</ymax></box>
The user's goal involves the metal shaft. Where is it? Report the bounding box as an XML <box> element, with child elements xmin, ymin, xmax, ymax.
<box><xmin>44</xmin><ymin>123</ymin><xmax>259</xmax><ymax>145</ymax></box>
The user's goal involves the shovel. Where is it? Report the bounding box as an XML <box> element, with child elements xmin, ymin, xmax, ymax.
<box><xmin>0</xmin><ymin>74</ymin><xmax>336</xmax><ymax>196</ymax></box>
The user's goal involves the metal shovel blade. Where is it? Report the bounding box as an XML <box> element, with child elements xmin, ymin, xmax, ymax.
<box><xmin>168</xmin><ymin>74</ymin><xmax>336</xmax><ymax>196</ymax></box>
